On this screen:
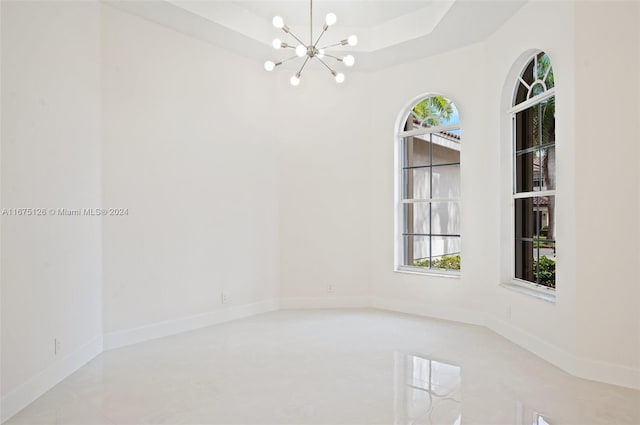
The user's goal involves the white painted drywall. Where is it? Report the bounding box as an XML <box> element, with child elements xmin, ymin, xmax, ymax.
<box><xmin>573</xmin><ymin>1</ymin><xmax>640</xmax><ymax>372</ymax></box>
<box><xmin>101</xmin><ymin>5</ymin><xmax>280</xmax><ymax>334</ymax></box>
<box><xmin>276</xmin><ymin>69</ymin><xmax>373</xmax><ymax>300</ymax></box>
<box><xmin>487</xmin><ymin>0</ymin><xmax>578</xmax><ymax>364</ymax></box>
<box><xmin>1</xmin><ymin>0</ymin><xmax>102</xmax><ymax>401</ymax></box>
<box><xmin>361</xmin><ymin>41</ymin><xmax>502</xmax><ymax>334</ymax></box>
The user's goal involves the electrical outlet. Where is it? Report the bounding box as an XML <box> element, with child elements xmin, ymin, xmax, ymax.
<box><xmin>54</xmin><ymin>338</ymin><xmax>61</xmax><ymax>356</ymax></box>
<box><xmin>221</xmin><ymin>291</ymin><xmax>228</xmax><ymax>305</ymax></box>
<box><xmin>327</xmin><ymin>284</ymin><xmax>335</xmax><ymax>293</ymax></box>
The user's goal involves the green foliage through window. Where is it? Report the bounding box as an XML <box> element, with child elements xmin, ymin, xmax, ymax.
<box><xmin>411</xmin><ymin>96</ymin><xmax>454</xmax><ymax>127</ymax></box>
<box><xmin>534</xmin><ymin>256</ymin><xmax>555</xmax><ymax>288</ymax></box>
<box><xmin>413</xmin><ymin>255</ymin><xmax>461</xmax><ymax>270</ymax></box>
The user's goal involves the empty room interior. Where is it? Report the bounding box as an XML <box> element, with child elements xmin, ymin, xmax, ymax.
<box><xmin>1</xmin><ymin>0</ymin><xmax>639</xmax><ymax>424</ymax></box>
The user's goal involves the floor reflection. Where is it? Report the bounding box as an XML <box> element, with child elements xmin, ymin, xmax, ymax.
<box><xmin>394</xmin><ymin>352</ymin><xmax>462</xmax><ymax>425</ymax></box>
<box><xmin>517</xmin><ymin>400</ymin><xmax>552</xmax><ymax>425</ymax></box>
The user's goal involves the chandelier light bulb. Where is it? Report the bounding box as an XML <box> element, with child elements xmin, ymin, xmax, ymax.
<box><xmin>347</xmin><ymin>35</ymin><xmax>358</xmax><ymax>46</ymax></box>
<box><xmin>264</xmin><ymin>61</ymin><xmax>275</xmax><ymax>72</ymax></box>
<box><xmin>335</xmin><ymin>72</ymin><xmax>345</xmax><ymax>84</ymax></box>
<box><xmin>317</xmin><ymin>49</ymin><xmax>325</xmax><ymax>59</ymax></box>
<box><xmin>295</xmin><ymin>45</ymin><xmax>307</xmax><ymax>57</ymax></box>
<box><xmin>272</xmin><ymin>38</ymin><xmax>282</xmax><ymax>49</ymax></box>
<box><xmin>343</xmin><ymin>55</ymin><xmax>355</xmax><ymax>67</ymax></box>
<box><xmin>290</xmin><ymin>74</ymin><xmax>301</xmax><ymax>86</ymax></box>
<box><xmin>325</xmin><ymin>13</ymin><xmax>337</xmax><ymax>26</ymax></box>
<box><xmin>272</xmin><ymin>16</ymin><xmax>284</xmax><ymax>29</ymax></box>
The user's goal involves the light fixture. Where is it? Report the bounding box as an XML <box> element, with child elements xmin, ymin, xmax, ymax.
<box><xmin>263</xmin><ymin>0</ymin><xmax>357</xmax><ymax>86</ymax></box>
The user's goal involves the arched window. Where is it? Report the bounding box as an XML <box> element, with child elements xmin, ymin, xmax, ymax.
<box><xmin>395</xmin><ymin>95</ymin><xmax>461</xmax><ymax>274</ymax></box>
<box><xmin>511</xmin><ymin>52</ymin><xmax>556</xmax><ymax>289</ymax></box>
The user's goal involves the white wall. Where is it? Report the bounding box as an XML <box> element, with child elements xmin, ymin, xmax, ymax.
<box><xmin>488</xmin><ymin>0</ymin><xmax>578</xmax><ymax>366</ymax></box>
<box><xmin>276</xmin><ymin>70</ymin><xmax>373</xmax><ymax>303</ymax></box>
<box><xmin>1</xmin><ymin>0</ymin><xmax>102</xmax><ymax>416</ymax></box>
<box><xmin>101</xmin><ymin>5</ymin><xmax>280</xmax><ymax>335</ymax></box>
<box><xmin>367</xmin><ymin>41</ymin><xmax>492</xmax><ymax>321</ymax></box>
<box><xmin>574</xmin><ymin>1</ymin><xmax>639</xmax><ymax>376</ymax></box>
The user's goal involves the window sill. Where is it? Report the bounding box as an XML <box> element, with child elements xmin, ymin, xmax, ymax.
<box><xmin>394</xmin><ymin>266</ymin><xmax>461</xmax><ymax>279</ymax></box>
<box><xmin>500</xmin><ymin>281</ymin><xmax>556</xmax><ymax>303</ymax></box>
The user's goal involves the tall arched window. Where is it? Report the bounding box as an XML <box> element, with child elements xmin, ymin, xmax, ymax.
<box><xmin>511</xmin><ymin>52</ymin><xmax>556</xmax><ymax>289</ymax></box>
<box><xmin>396</xmin><ymin>95</ymin><xmax>461</xmax><ymax>274</ymax></box>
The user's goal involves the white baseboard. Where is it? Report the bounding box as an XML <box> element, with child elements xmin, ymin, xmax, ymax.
<box><xmin>371</xmin><ymin>297</ymin><xmax>639</xmax><ymax>390</ymax></box>
<box><xmin>574</xmin><ymin>355</ymin><xmax>640</xmax><ymax>390</ymax></box>
<box><xmin>279</xmin><ymin>296</ymin><xmax>371</xmax><ymax>309</ymax></box>
<box><xmin>486</xmin><ymin>314</ymin><xmax>576</xmax><ymax>374</ymax></box>
<box><xmin>1</xmin><ymin>336</ymin><xmax>103</xmax><ymax>424</ymax></box>
<box><xmin>370</xmin><ymin>296</ymin><xmax>486</xmax><ymax>326</ymax></box>
<box><xmin>103</xmin><ymin>298</ymin><xmax>280</xmax><ymax>351</ymax></box>
<box><xmin>483</xmin><ymin>314</ymin><xmax>640</xmax><ymax>390</ymax></box>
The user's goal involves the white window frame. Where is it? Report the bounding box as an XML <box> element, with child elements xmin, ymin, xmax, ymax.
<box><xmin>394</xmin><ymin>99</ymin><xmax>461</xmax><ymax>277</ymax></box>
<box><xmin>509</xmin><ymin>53</ymin><xmax>556</xmax><ymax>293</ymax></box>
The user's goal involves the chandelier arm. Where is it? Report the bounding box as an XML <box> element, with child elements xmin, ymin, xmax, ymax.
<box><xmin>280</xmin><ymin>55</ymin><xmax>300</xmax><ymax>65</ymax></box>
<box><xmin>284</xmin><ymin>29</ymin><xmax>306</xmax><ymax>47</ymax></box>
<box><xmin>313</xmin><ymin>26</ymin><xmax>328</xmax><ymax>48</ymax></box>
<box><xmin>297</xmin><ymin>56</ymin><xmax>310</xmax><ymax>76</ymax></box>
<box><xmin>316</xmin><ymin>57</ymin><xmax>336</xmax><ymax>74</ymax></box>
<box><xmin>318</xmin><ymin>42</ymin><xmax>342</xmax><ymax>50</ymax></box>
<box><xmin>322</xmin><ymin>53</ymin><xmax>343</xmax><ymax>61</ymax></box>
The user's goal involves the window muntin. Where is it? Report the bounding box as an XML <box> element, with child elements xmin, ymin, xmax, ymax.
<box><xmin>397</xmin><ymin>96</ymin><xmax>461</xmax><ymax>273</ymax></box>
<box><xmin>512</xmin><ymin>52</ymin><xmax>556</xmax><ymax>289</ymax></box>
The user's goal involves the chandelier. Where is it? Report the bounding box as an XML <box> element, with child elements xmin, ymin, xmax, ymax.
<box><xmin>263</xmin><ymin>0</ymin><xmax>358</xmax><ymax>86</ymax></box>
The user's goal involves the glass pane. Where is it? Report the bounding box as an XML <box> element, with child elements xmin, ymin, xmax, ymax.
<box><xmin>403</xmin><ymin>235</ymin><xmax>430</xmax><ymax>267</ymax></box>
<box><xmin>536</xmin><ymin>245</ymin><xmax>556</xmax><ymax>289</ymax></box>
<box><xmin>515</xmin><ymin>104</ymin><xmax>538</xmax><ymax>152</ymax></box>
<box><xmin>515</xmin><ymin>99</ymin><xmax>555</xmax><ymax>194</ymax></box>
<box><xmin>403</xmin><ymin>203</ymin><xmax>430</xmax><ymax>235</ymax></box>
<box><xmin>540</xmin><ymin>145</ymin><xmax>556</xmax><ymax>191</ymax></box>
<box><xmin>515</xmin><ymin>197</ymin><xmax>548</xmax><ymax>239</ymax></box>
<box><xmin>431</xmin><ymin>132</ymin><xmax>460</xmax><ymax>165</ymax></box>
<box><xmin>404</xmin><ymin>135</ymin><xmax>431</xmax><ymax>168</ymax></box>
<box><xmin>514</xmin><ymin>60</ymin><xmax>535</xmax><ymax>105</ymax></box>
<box><xmin>403</xmin><ymin>168</ymin><xmax>430</xmax><ymax>199</ymax></box>
<box><xmin>515</xmin><ymin>150</ymin><xmax>538</xmax><ymax>193</ymax></box>
<box><xmin>537</xmin><ymin>52</ymin><xmax>554</xmax><ymax>89</ymax></box>
<box><xmin>543</xmin><ymin>195</ymin><xmax>555</xmax><ymax>241</ymax></box>
<box><xmin>431</xmin><ymin>237</ymin><xmax>461</xmax><ymax>271</ymax></box>
<box><xmin>531</xmin><ymin>82</ymin><xmax>545</xmax><ymax>98</ymax></box>
<box><xmin>411</xmin><ymin>96</ymin><xmax>459</xmax><ymax>129</ymax></box>
<box><xmin>431</xmin><ymin>201</ymin><xmax>460</xmax><ymax>235</ymax></box>
<box><xmin>431</xmin><ymin>165</ymin><xmax>460</xmax><ymax>199</ymax></box>
<box><xmin>516</xmin><ymin>196</ymin><xmax>555</xmax><ymax>238</ymax></box>
<box><xmin>515</xmin><ymin>239</ymin><xmax>535</xmax><ymax>282</ymax></box>
<box><xmin>538</xmin><ymin>97</ymin><xmax>555</xmax><ymax>146</ymax></box>
<box><xmin>545</xmin><ymin>65</ymin><xmax>555</xmax><ymax>90</ymax></box>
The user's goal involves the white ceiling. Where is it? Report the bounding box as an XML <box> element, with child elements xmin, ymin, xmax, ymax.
<box><xmin>106</xmin><ymin>0</ymin><xmax>527</xmax><ymax>70</ymax></box>
<box><xmin>230</xmin><ymin>1</ymin><xmax>433</xmax><ymax>28</ymax></box>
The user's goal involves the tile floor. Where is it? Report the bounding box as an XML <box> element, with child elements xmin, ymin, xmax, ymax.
<box><xmin>5</xmin><ymin>309</ymin><xmax>640</xmax><ymax>424</ymax></box>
